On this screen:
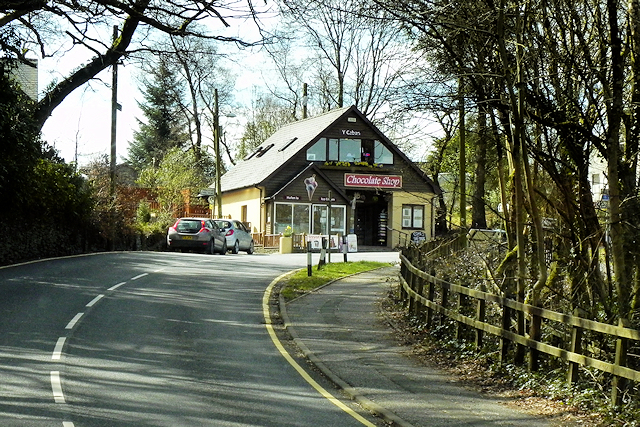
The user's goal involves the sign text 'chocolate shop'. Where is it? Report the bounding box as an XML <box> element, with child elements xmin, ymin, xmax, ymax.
<box><xmin>344</xmin><ymin>173</ymin><xmax>402</xmax><ymax>189</ymax></box>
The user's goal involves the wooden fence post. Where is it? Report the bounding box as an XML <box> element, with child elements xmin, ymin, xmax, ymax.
<box><xmin>499</xmin><ymin>303</ymin><xmax>510</xmax><ymax>364</ymax></box>
<box><xmin>611</xmin><ymin>318</ymin><xmax>629</xmax><ymax>406</ymax></box>
<box><xmin>455</xmin><ymin>291</ymin><xmax>466</xmax><ymax>341</ymax></box>
<box><xmin>529</xmin><ymin>312</ymin><xmax>542</xmax><ymax>372</ymax></box>
<box><xmin>567</xmin><ymin>315</ymin><xmax>582</xmax><ymax>386</ymax></box>
<box><xmin>475</xmin><ymin>298</ymin><xmax>485</xmax><ymax>350</ymax></box>
<box><xmin>426</xmin><ymin>270</ymin><xmax>436</xmax><ymax>329</ymax></box>
<box><xmin>441</xmin><ymin>280</ymin><xmax>449</xmax><ymax>327</ymax></box>
<box><xmin>414</xmin><ymin>275</ymin><xmax>424</xmax><ymax>319</ymax></box>
<box><xmin>408</xmin><ymin>270</ymin><xmax>416</xmax><ymax>312</ymax></box>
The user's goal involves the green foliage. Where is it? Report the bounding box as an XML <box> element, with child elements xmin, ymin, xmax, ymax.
<box><xmin>0</xmin><ymin>66</ymin><xmax>41</xmax><ymax>217</ymax></box>
<box><xmin>127</xmin><ymin>58</ymin><xmax>189</xmax><ymax>171</ymax></box>
<box><xmin>136</xmin><ymin>147</ymin><xmax>208</xmax><ymax>214</ymax></box>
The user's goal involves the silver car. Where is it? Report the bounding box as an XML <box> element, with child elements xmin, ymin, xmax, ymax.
<box><xmin>214</xmin><ymin>219</ymin><xmax>254</xmax><ymax>254</ymax></box>
<box><xmin>167</xmin><ymin>218</ymin><xmax>227</xmax><ymax>254</ymax></box>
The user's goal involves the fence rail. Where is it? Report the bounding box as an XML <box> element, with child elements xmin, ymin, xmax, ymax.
<box><xmin>398</xmin><ymin>251</ymin><xmax>640</xmax><ymax>404</ymax></box>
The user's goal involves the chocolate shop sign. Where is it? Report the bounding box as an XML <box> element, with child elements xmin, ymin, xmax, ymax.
<box><xmin>344</xmin><ymin>173</ymin><xmax>402</xmax><ymax>189</ymax></box>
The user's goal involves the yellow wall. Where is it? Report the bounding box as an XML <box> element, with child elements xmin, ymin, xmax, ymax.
<box><xmin>220</xmin><ymin>187</ymin><xmax>263</xmax><ymax>232</ymax></box>
<box><xmin>390</xmin><ymin>191</ymin><xmax>437</xmax><ymax>247</ymax></box>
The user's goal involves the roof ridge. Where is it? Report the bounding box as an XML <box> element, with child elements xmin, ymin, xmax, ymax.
<box><xmin>275</xmin><ymin>105</ymin><xmax>351</xmax><ymax>131</ymax></box>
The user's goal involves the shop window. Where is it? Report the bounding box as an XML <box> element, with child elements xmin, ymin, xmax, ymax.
<box><xmin>402</xmin><ymin>205</ymin><xmax>424</xmax><ymax>229</ymax></box>
<box><xmin>275</xmin><ymin>203</ymin><xmax>311</xmax><ymax>234</ymax></box>
<box><xmin>275</xmin><ymin>203</ymin><xmax>293</xmax><ymax>234</ymax></box>
<box><xmin>374</xmin><ymin>141</ymin><xmax>393</xmax><ymax>164</ymax></box>
<box><xmin>312</xmin><ymin>205</ymin><xmax>346</xmax><ymax>235</ymax></box>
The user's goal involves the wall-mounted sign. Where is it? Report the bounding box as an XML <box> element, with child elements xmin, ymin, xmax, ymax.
<box><xmin>319</xmin><ymin>196</ymin><xmax>337</xmax><ymax>202</ymax></box>
<box><xmin>344</xmin><ymin>173</ymin><xmax>402</xmax><ymax>189</ymax></box>
<box><xmin>341</xmin><ymin>129</ymin><xmax>362</xmax><ymax>136</ymax></box>
<box><xmin>304</xmin><ymin>175</ymin><xmax>318</xmax><ymax>200</ymax></box>
<box><xmin>284</xmin><ymin>195</ymin><xmax>300</xmax><ymax>200</ymax></box>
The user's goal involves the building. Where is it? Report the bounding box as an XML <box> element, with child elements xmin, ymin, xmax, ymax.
<box><xmin>214</xmin><ymin>106</ymin><xmax>441</xmax><ymax>249</ymax></box>
<box><xmin>4</xmin><ymin>58</ymin><xmax>38</xmax><ymax>100</ymax></box>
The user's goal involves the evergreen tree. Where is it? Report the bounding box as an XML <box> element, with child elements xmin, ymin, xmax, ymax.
<box><xmin>127</xmin><ymin>57</ymin><xmax>189</xmax><ymax>171</ymax></box>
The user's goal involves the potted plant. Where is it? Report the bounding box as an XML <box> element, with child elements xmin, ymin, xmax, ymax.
<box><xmin>279</xmin><ymin>226</ymin><xmax>294</xmax><ymax>254</ymax></box>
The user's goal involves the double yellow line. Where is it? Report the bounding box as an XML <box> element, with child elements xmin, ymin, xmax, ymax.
<box><xmin>262</xmin><ymin>273</ymin><xmax>376</xmax><ymax>427</ymax></box>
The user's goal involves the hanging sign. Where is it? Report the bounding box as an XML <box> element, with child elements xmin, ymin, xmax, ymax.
<box><xmin>344</xmin><ymin>173</ymin><xmax>402</xmax><ymax>189</ymax></box>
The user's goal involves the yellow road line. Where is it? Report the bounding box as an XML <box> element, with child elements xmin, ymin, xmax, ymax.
<box><xmin>262</xmin><ymin>273</ymin><xmax>376</xmax><ymax>427</ymax></box>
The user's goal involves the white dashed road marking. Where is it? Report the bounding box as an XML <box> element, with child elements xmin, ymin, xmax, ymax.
<box><xmin>52</xmin><ymin>337</ymin><xmax>66</xmax><ymax>360</ymax></box>
<box><xmin>86</xmin><ymin>294</ymin><xmax>104</xmax><ymax>307</ymax></box>
<box><xmin>50</xmin><ymin>371</ymin><xmax>65</xmax><ymax>403</ymax></box>
<box><xmin>65</xmin><ymin>313</ymin><xmax>83</xmax><ymax>330</ymax></box>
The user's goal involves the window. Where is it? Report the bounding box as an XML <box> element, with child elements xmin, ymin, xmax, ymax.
<box><xmin>374</xmin><ymin>141</ymin><xmax>393</xmax><ymax>164</ymax></box>
<box><xmin>276</xmin><ymin>202</ymin><xmax>345</xmax><ymax>235</ymax></box>
<box><xmin>328</xmin><ymin>138</ymin><xmax>339</xmax><ymax>161</ymax></box>
<box><xmin>339</xmin><ymin>139</ymin><xmax>361</xmax><ymax>162</ymax></box>
<box><xmin>312</xmin><ymin>205</ymin><xmax>346</xmax><ymax>234</ymax></box>
<box><xmin>306</xmin><ymin>139</ymin><xmax>326</xmax><ymax>161</ymax></box>
<box><xmin>402</xmin><ymin>205</ymin><xmax>424</xmax><ymax>229</ymax></box>
<box><xmin>275</xmin><ymin>203</ymin><xmax>311</xmax><ymax>234</ymax></box>
<box><xmin>307</xmin><ymin>137</ymin><xmax>393</xmax><ymax>164</ymax></box>
<box><xmin>256</xmin><ymin>144</ymin><xmax>274</xmax><ymax>157</ymax></box>
<box><xmin>279</xmin><ymin>137</ymin><xmax>298</xmax><ymax>151</ymax></box>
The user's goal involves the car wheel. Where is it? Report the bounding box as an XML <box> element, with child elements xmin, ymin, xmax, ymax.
<box><xmin>246</xmin><ymin>240</ymin><xmax>254</xmax><ymax>255</ymax></box>
<box><xmin>232</xmin><ymin>240</ymin><xmax>240</xmax><ymax>254</ymax></box>
<box><xmin>219</xmin><ymin>241</ymin><xmax>227</xmax><ymax>255</ymax></box>
<box><xmin>209</xmin><ymin>239</ymin><xmax>216</xmax><ymax>255</ymax></box>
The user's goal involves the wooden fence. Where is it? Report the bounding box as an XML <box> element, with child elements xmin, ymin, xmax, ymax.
<box><xmin>398</xmin><ymin>250</ymin><xmax>640</xmax><ymax>405</ymax></box>
<box><xmin>251</xmin><ymin>233</ymin><xmax>309</xmax><ymax>250</ymax></box>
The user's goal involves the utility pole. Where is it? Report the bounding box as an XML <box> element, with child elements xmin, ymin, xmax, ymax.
<box><xmin>110</xmin><ymin>24</ymin><xmax>119</xmax><ymax>199</ymax></box>
<box><xmin>214</xmin><ymin>89</ymin><xmax>222</xmax><ymax>218</ymax></box>
<box><xmin>109</xmin><ymin>25</ymin><xmax>119</xmax><ymax>251</ymax></box>
<box><xmin>302</xmin><ymin>83</ymin><xmax>308</xmax><ymax>119</ymax></box>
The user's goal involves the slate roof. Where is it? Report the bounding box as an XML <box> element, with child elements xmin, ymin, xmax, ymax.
<box><xmin>218</xmin><ymin>105</ymin><xmax>441</xmax><ymax>196</ymax></box>
<box><xmin>219</xmin><ymin>106</ymin><xmax>351</xmax><ymax>193</ymax></box>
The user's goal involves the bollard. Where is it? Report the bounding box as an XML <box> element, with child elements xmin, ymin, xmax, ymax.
<box><xmin>307</xmin><ymin>242</ymin><xmax>312</xmax><ymax>276</ymax></box>
<box><xmin>342</xmin><ymin>235</ymin><xmax>348</xmax><ymax>262</ymax></box>
<box><xmin>318</xmin><ymin>237</ymin><xmax>327</xmax><ymax>270</ymax></box>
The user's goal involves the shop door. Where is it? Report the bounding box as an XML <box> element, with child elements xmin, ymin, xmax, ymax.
<box><xmin>354</xmin><ymin>193</ymin><xmax>388</xmax><ymax>246</ymax></box>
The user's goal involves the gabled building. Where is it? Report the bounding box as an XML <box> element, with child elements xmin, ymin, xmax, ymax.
<box><xmin>215</xmin><ymin>105</ymin><xmax>441</xmax><ymax>249</ymax></box>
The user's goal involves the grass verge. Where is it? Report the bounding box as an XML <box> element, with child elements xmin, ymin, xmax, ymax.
<box><xmin>280</xmin><ymin>261</ymin><xmax>393</xmax><ymax>301</ymax></box>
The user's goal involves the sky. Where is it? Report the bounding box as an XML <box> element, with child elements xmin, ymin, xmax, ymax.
<box><xmin>38</xmin><ymin>7</ymin><xmax>275</xmax><ymax>167</ymax></box>
<box><xmin>36</xmin><ymin>6</ymin><xmax>436</xmax><ymax>167</ymax></box>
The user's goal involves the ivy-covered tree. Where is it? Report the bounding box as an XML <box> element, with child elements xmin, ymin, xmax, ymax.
<box><xmin>0</xmin><ymin>64</ymin><xmax>40</xmax><ymax>218</ymax></box>
<box><xmin>127</xmin><ymin>58</ymin><xmax>189</xmax><ymax>171</ymax></box>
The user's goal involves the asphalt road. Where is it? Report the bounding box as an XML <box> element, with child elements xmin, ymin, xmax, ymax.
<box><xmin>0</xmin><ymin>250</ymin><xmax>398</xmax><ymax>427</ymax></box>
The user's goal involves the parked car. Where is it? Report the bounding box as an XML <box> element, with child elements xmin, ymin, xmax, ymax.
<box><xmin>214</xmin><ymin>219</ymin><xmax>254</xmax><ymax>254</ymax></box>
<box><xmin>167</xmin><ymin>217</ymin><xmax>227</xmax><ymax>254</ymax></box>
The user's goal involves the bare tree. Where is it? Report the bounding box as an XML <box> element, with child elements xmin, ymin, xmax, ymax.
<box><xmin>1</xmin><ymin>0</ymin><xmax>262</xmax><ymax>130</ymax></box>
